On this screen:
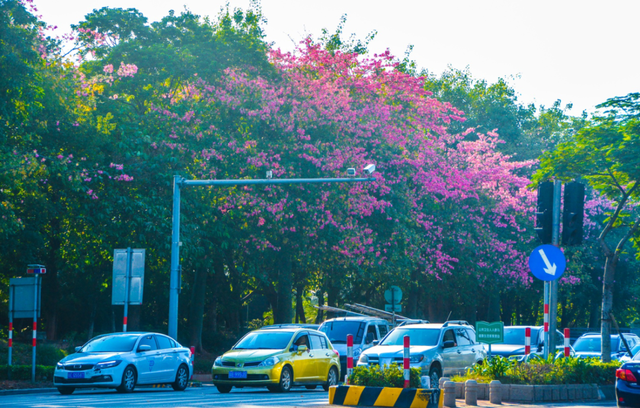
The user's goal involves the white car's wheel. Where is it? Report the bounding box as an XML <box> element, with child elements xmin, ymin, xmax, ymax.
<box><xmin>117</xmin><ymin>366</ymin><xmax>137</xmax><ymax>393</ymax></box>
<box><xmin>172</xmin><ymin>364</ymin><xmax>189</xmax><ymax>391</ymax></box>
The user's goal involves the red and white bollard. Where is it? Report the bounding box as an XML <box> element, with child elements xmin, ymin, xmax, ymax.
<box><xmin>346</xmin><ymin>334</ymin><xmax>353</xmax><ymax>384</ymax></box>
<box><xmin>190</xmin><ymin>346</ymin><xmax>195</xmax><ymax>379</ymax></box>
<box><xmin>123</xmin><ymin>316</ymin><xmax>128</xmax><ymax>332</ymax></box>
<box><xmin>564</xmin><ymin>328</ymin><xmax>570</xmax><ymax>357</ymax></box>
<box><xmin>32</xmin><ymin>320</ymin><xmax>37</xmax><ymax>347</ymax></box>
<box><xmin>543</xmin><ymin>303</ymin><xmax>549</xmax><ymax>334</ymax></box>
<box><xmin>403</xmin><ymin>335</ymin><xmax>410</xmax><ymax>388</ymax></box>
<box><xmin>524</xmin><ymin>327</ymin><xmax>531</xmax><ymax>356</ymax></box>
<box><xmin>8</xmin><ymin>321</ymin><xmax>13</xmax><ymax>365</ymax></box>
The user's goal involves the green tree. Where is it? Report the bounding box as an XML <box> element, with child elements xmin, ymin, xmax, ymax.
<box><xmin>533</xmin><ymin>92</ymin><xmax>640</xmax><ymax>361</ymax></box>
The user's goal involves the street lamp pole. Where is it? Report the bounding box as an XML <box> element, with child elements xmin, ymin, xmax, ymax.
<box><xmin>168</xmin><ymin>174</ymin><xmax>375</xmax><ymax>340</ymax></box>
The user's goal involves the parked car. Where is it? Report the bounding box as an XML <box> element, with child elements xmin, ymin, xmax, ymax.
<box><xmin>262</xmin><ymin>323</ymin><xmax>320</xmax><ymax>330</ymax></box>
<box><xmin>212</xmin><ymin>327</ymin><xmax>340</xmax><ymax>393</ymax></box>
<box><xmin>357</xmin><ymin>321</ymin><xmax>486</xmax><ymax>388</ymax></box>
<box><xmin>620</xmin><ymin>344</ymin><xmax>640</xmax><ymax>363</ymax></box>
<box><xmin>616</xmin><ymin>356</ymin><xmax>640</xmax><ymax>406</ymax></box>
<box><xmin>319</xmin><ymin>316</ymin><xmax>391</xmax><ymax>377</ymax></box>
<box><xmin>491</xmin><ymin>326</ymin><xmax>574</xmax><ymax>361</ymax></box>
<box><xmin>53</xmin><ymin>332</ymin><xmax>193</xmax><ymax>395</ymax></box>
<box><xmin>573</xmin><ymin>332</ymin><xmax>640</xmax><ymax>361</ymax></box>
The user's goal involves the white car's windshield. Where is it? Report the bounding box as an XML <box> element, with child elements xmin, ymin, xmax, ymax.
<box><xmin>380</xmin><ymin>328</ymin><xmax>440</xmax><ymax>346</ymax></box>
<box><xmin>573</xmin><ymin>337</ymin><xmax>619</xmax><ymax>353</ymax></box>
<box><xmin>82</xmin><ymin>334</ymin><xmax>139</xmax><ymax>352</ymax></box>
<box><xmin>234</xmin><ymin>331</ymin><xmax>294</xmax><ymax>350</ymax></box>
<box><xmin>320</xmin><ymin>321</ymin><xmax>365</xmax><ymax>344</ymax></box>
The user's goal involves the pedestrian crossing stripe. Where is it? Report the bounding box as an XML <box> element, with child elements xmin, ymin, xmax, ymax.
<box><xmin>328</xmin><ymin>385</ymin><xmax>441</xmax><ymax>408</ymax></box>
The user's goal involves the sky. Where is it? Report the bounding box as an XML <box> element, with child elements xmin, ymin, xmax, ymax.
<box><xmin>33</xmin><ymin>0</ymin><xmax>640</xmax><ymax>116</ymax></box>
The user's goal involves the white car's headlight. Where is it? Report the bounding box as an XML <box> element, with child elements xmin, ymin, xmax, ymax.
<box><xmin>358</xmin><ymin>354</ymin><xmax>369</xmax><ymax>363</ymax></box>
<box><xmin>258</xmin><ymin>356</ymin><xmax>280</xmax><ymax>367</ymax></box>
<box><xmin>410</xmin><ymin>354</ymin><xmax>425</xmax><ymax>363</ymax></box>
<box><xmin>214</xmin><ymin>357</ymin><xmax>223</xmax><ymax>367</ymax></box>
<box><xmin>56</xmin><ymin>362</ymin><xmax>65</xmax><ymax>370</ymax></box>
<box><xmin>94</xmin><ymin>360</ymin><xmax>122</xmax><ymax>370</ymax></box>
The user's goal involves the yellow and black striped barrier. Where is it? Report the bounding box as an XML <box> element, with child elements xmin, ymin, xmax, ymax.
<box><xmin>329</xmin><ymin>385</ymin><xmax>442</xmax><ymax>408</ymax></box>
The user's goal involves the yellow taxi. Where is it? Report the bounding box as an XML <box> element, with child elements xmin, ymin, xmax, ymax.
<box><xmin>212</xmin><ymin>326</ymin><xmax>340</xmax><ymax>393</ymax></box>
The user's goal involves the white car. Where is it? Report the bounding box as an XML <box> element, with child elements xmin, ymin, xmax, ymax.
<box><xmin>54</xmin><ymin>332</ymin><xmax>193</xmax><ymax>395</ymax></box>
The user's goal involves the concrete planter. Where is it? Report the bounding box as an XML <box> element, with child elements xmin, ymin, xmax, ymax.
<box><xmin>329</xmin><ymin>385</ymin><xmax>441</xmax><ymax>408</ymax></box>
<box><xmin>455</xmin><ymin>382</ymin><xmax>612</xmax><ymax>403</ymax></box>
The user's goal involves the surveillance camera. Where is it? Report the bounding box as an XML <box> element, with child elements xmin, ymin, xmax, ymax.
<box><xmin>266</xmin><ymin>170</ymin><xmax>273</xmax><ymax>179</ymax></box>
<box><xmin>346</xmin><ymin>168</ymin><xmax>356</xmax><ymax>177</ymax></box>
<box><xmin>363</xmin><ymin>164</ymin><xmax>376</xmax><ymax>175</ymax></box>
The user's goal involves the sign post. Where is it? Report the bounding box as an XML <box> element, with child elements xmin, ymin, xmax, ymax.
<box><xmin>476</xmin><ymin>321</ymin><xmax>504</xmax><ymax>360</ymax></box>
<box><xmin>112</xmin><ymin>249</ymin><xmax>145</xmax><ymax>331</ymax></box>
<box><xmin>529</xmin><ymin>243</ymin><xmax>566</xmax><ymax>358</ymax></box>
<box><xmin>384</xmin><ymin>286</ymin><xmax>403</xmax><ymax>326</ymax></box>
<box><xmin>9</xmin><ymin>265</ymin><xmax>45</xmax><ymax>382</ymax></box>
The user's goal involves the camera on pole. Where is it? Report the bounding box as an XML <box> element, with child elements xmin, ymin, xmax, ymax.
<box><xmin>535</xmin><ymin>182</ymin><xmax>554</xmax><ymax>244</ymax></box>
<box><xmin>562</xmin><ymin>182</ymin><xmax>585</xmax><ymax>246</ymax></box>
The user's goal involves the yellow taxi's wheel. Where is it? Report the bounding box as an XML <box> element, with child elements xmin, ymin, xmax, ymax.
<box><xmin>323</xmin><ymin>366</ymin><xmax>338</xmax><ymax>391</ymax></box>
<box><xmin>216</xmin><ymin>384</ymin><xmax>232</xmax><ymax>393</ymax></box>
<box><xmin>275</xmin><ymin>366</ymin><xmax>292</xmax><ymax>392</ymax></box>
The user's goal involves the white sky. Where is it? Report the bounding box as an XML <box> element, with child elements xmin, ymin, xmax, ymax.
<box><xmin>34</xmin><ymin>0</ymin><xmax>640</xmax><ymax>116</ymax></box>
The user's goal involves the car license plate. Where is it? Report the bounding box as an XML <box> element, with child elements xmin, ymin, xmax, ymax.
<box><xmin>229</xmin><ymin>371</ymin><xmax>247</xmax><ymax>379</ymax></box>
<box><xmin>68</xmin><ymin>372</ymin><xmax>85</xmax><ymax>379</ymax></box>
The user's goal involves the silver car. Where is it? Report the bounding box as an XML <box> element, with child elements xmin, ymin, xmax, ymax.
<box><xmin>54</xmin><ymin>332</ymin><xmax>193</xmax><ymax>395</ymax></box>
<box><xmin>357</xmin><ymin>322</ymin><xmax>486</xmax><ymax>388</ymax></box>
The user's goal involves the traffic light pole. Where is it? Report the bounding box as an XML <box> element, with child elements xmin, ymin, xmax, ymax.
<box><xmin>549</xmin><ymin>180</ymin><xmax>562</xmax><ymax>357</ymax></box>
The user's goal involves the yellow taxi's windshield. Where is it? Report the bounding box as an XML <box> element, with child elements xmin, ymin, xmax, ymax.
<box><xmin>234</xmin><ymin>331</ymin><xmax>294</xmax><ymax>350</ymax></box>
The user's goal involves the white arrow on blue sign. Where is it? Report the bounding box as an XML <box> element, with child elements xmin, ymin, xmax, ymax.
<box><xmin>529</xmin><ymin>245</ymin><xmax>566</xmax><ymax>281</ymax></box>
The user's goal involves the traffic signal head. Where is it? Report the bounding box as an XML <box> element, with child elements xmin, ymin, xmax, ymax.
<box><xmin>536</xmin><ymin>182</ymin><xmax>554</xmax><ymax>244</ymax></box>
<box><xmin>562</xmin><ymin>182</ymin><xmax>585</xmax><ymax>246</ymax></box>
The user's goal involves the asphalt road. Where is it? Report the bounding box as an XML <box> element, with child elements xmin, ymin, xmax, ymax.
<box><xmin>1</xmin><ymin>385</ymin><xmax>332</xmax><ymax>407</ymax></box>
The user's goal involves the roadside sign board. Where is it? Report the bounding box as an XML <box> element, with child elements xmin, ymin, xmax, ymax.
<box><xmin>384</xmin><ymin>286</ymin><xmax>403</xmax><ymax>304</ymax></box>
<box><xmin>112</xmin><ymin>249</ymin><xmax>145</xmax><ymax>305</ymax></box>
<box><xmin>529</xmin><ymin>244</ymin><xmax>566</xmax><ymax>281</ymax></box>
<box><xmin>9</xmin><ymin>277</ymin><xmax>41</xmax><ymax>318</ymax></box>
<box><xmin>385</xmin><ymin>304</ymin><xmax>402</xmax><ymax>313</ymax></box>
<box><xmin>476</xmin><ymin>321</ymin><xmax>504</xmax><ymax>344</ymax></box>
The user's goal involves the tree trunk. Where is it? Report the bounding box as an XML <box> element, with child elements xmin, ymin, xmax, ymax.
<box><xmin>601</xmin><ymin>255</ymin><xmax>617</xmax><ymax>362</ymax></box>
<box><xmin>408</xmin><ymin>269</ymin><xmax>420</xmax><ymax>318</ymax></box>
<box><xmin>276</xmin><ymin>254</ymin><xmax>293</xmax><ymax>323</ymax></box>
<box><xmin>208</xmin><ymin>252</ymin><xmax>226</xmax><ymax>335</ymax></box>
<box><xmin>188</xmin><ymin>268</ymin><xmax>208</xmax><ymax>352</ymax></box>
<box><xmin>128</xmin><ymin>305</ymin><xmax>141</xmax><ymax>331</ymax></box>
<box><xmin>295</xmin><ymin>284</ymin><xmax>306</xmax><ymax>323</ymax></box>
<box><xmin>487</xmin><ymin>290</ymin><xmax>501</xmax><ymax>322</ymax></box>
<box><xmin>87</xmin><ymin>300</ymin><xmax>97</xmax><ymax>340</ymax></box>
<box><xmin>315</xmin><ymin>289</ymin><xmax>324</xmax><ymax>324</ymax></box>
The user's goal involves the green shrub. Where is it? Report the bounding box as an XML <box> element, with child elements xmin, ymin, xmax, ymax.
<box><xmin>0</xmin><ymin>365</ymin><xmax>54</xmax><ymax>381</ymax></box>
<box><xmin>349</xmin><ymin>364</ymin><xmax>422</xmax><ymax>388</ymax></box>
<box><xmin>456</xmin><ymin>356</ymin><xmax>620</xmax><ymax>385</ymax></box>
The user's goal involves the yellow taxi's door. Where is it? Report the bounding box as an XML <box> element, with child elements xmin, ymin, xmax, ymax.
<box><xmin>309</xmin><ymin>333</ymin><xmax>328</xmax><ymax>381</ymax></box>
<box><xmin>290</xmin><ymin>333</ymin><xmax>315</xmax><ymax>382</ymax></box>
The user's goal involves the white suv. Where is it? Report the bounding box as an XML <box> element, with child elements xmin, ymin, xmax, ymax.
<box><xmin>357</xmin><ymin>321</ymin><xmax>486</xmax><ymax>388</ymax></box>
<box><xmin>319</xmin><ymin>317</ymin><xmax>391</xmax><ymax>377</ymax></box>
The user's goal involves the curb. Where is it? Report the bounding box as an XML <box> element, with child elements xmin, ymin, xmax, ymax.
<box><xmin>0</xmin><ymin>388</ymin><xmax>56</xmax><ymax>396</ymax></box>
<box><xmin>329</xmin><ymin>385</ymin><xmax>441</xmax><ymax>408</ymax></box>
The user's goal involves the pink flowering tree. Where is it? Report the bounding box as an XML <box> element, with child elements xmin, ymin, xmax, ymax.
<box><xmin>143</xmin><ymin>39</ymin><xmax>542</xmax><ymax>324</ymax></box>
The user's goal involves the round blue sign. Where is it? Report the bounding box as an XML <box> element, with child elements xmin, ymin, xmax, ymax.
<box><xmin>528</xmin><ymin>245</ymin><xmax>566</xmax><ymax>281</ymax></box>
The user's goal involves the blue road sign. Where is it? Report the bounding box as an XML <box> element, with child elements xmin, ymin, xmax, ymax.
<box><xmin>529</xmin><ymin>245</ymin><xmax>566</xmax><ymax>281</ymax></box>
